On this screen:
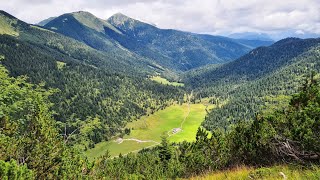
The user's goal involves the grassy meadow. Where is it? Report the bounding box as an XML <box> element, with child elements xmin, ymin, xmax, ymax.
<box><xmin>150</xmin><ymin>76</ymin><xmax>184</xmax><ymax>86</ymax></box>
<box><xmin>86</xmin><ymin>102</ymin><xmax>214</xmax><ymax>160</ymax></box>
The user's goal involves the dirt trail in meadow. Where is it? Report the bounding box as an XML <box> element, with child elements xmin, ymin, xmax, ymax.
<box><xmin>116</xmin><ymin>138</ymin><xmax>159</xmax><ymax>144</ymax></box>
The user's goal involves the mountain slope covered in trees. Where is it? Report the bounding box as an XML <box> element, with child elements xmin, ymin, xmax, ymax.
<box><xmin>0</xmin><ymin>10</ymin><xmax>161</xmax><ymax>76</ymax></box>
<box><xmin>37</xmin><ymin>16</ymin><xmax>56</xmax><ymax>26</ymax></box>
<box><xmin>107</xmin><ymin>13</ymin><xmax>273</xmax><ymax>71</ymax></box>
<box><xmin>184</xmin><ymin>37</ymin><xmax>320</xmax><ymax>130</ymax></box>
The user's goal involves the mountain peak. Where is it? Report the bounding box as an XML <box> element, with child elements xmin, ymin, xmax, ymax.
<box><xmin>112</xmin><ymin>12</ymin><xmax>129</xmax><ymax>19</ymax></box>
<box><xmin>71</xmin><ymin>11</ymin><xmax>95</xmax><ymax>17</ymax></box>
<box><xmin>46</xmin><ymin>11</ymin><xmax>122</xmax><ymax>34</ymax></box>
<box><xmin>108</xmin><ymin>12</ymin><xmax>135</xmax><ymax>26</ymax></box>
<box><xmin>107</xmin><ymin>12</ymin><xmax>155</xmax><ymax>32</ymax></box>
<box><xmin>69</xmin><ymin>11</ymin><xmax>99</xmax><ymax>22</ymax></box>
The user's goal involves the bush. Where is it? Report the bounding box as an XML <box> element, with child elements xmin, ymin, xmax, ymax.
<box><xmin>0</xmin><ymin>160</ymin><xmax>34</xmax><ymax>180</ymax></box>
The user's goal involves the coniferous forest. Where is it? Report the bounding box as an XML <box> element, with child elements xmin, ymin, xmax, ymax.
<box><xmin>0</xmin><ymin>7</ymin><xmax>319</xmax><ymax>180</ymax></box>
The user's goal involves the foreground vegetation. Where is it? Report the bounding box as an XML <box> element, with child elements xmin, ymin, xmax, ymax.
<box><xmin>0</xmin><ymin>65</ymin><xmax>87</xmax><ymax>179</ymax></box>
<box><xmin>190</xmin><ymin>165</ymin><xmax>320</xmax><ymax>180</ymax></box>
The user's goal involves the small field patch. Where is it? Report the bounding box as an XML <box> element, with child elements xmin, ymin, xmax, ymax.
<box><xmin>150</xmin><ymin>76</ymin><xmax>184</xmax><ymax>86</ymax></box>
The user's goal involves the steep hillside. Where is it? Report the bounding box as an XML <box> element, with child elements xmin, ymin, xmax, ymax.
<box><xmin>37</xmin><ymin>16</ymin><xmax>56</xmax><ymax>26</ymax></box>
<box><xmin>186</xmin><ymin>38</ymin><xmax>320</xmax><ymax>89</ymax></box>
<box><xmin>184</xmin><ymin>38</ymin><xmax>320</xmax><ymax>130</ymax></box>
<box><xmin>43</xmin><ymin>11</ymin><xmax>174</xmax><ymax>77</ymax></box>
<box><xmin>44</xmin><ymin>11</ymin><xmax>122</xmax><ymax>51</ymax></box>
<box><xmin>0</xmin><ymin>11</ymin><xmax>19</xmax><ymax>36</ymax></box>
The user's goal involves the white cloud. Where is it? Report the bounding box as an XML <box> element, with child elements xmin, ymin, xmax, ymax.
<box><xmin>0</xmin><ymin>0</ymin><xmax>319</xmax><ymax>39</ymax></box>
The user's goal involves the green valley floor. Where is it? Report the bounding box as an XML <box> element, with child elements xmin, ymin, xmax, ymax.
<box><xmin>86</xmin><ymin>101</ymin><xmax>214</xmax><ymax>160</ymax></box>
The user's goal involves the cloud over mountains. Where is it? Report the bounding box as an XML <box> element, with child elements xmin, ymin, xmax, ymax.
<box><xmin>2</xmin><ymin>0</ymin><xmax>319</xmax><ymax>39</ymax></box>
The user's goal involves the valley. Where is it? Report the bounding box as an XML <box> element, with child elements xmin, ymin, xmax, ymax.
<box><xmin>0</xmin><ymin>6</ymin><xmax>319</xmax><ymax>180</ymax></box>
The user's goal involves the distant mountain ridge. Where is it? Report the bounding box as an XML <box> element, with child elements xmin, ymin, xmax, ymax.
<box><xmin>37</xmin><ymin>16</ymin><xmax>56</xmax><ymax>26</ymax></box>
<box><xmin>42</xmin><ymin>11</ymin><xmax>273</xmax><ymax>71</ymax></box>
<box><xmin>107</xmin><ymin>13</ymin><xmax>274</xmax><ymax>71</ymax></box>
<box><xmin>229</xmin><ymin>32</ymin><xmax>274</xmax><ymax>41</ymax></box>
<box><xmin>185</xmin><ymin>37</ymin><xmax>320</xmax><ymax>89</ymax></box>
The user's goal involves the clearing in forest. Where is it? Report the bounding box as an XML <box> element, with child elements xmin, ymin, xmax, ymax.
<box><xmin>150</xmin><ymin>76</ymin><xmax>184</xmax><ymax>86</ymax></box>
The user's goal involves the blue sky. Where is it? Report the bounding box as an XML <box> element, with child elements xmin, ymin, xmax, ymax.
<box><xmin>1</xmin><ymin>0</ymin><xmax>319</xmax><ymax>40</ymax></box>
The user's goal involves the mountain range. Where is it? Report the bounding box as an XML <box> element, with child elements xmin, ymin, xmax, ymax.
<box><xmin>42</xmin><ymin>11</ymin><xmax>273</xmax><ymax>71</ymax></box>
<box><xmin>228</xmin><ymin>32</ymin><xmax>274</xmax><ymax>41</ymax></box>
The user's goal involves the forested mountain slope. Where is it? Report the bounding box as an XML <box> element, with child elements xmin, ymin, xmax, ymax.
<box><xmin>0</xmin><ymin>11</ymin><xmax>184</xmax><ymax>146</ymax></box>
<box><xmin>37</xmin><ymin>16</ymin><xmax>56</xmax><ymax>26</ymax></box>
<box><xmin>186</xmin><ymin>38</ymin><xmax>320</xmax><ymax>89</ymax></box>
<box><xmin>44</xmin><ymin>11</ymin><xmax>125</xmax><ymax>52</ymax></box>
<box><xmin>0</xmin><ymin>10</ymin><xmax>159</xmax><ymax>76</ymax></box>
<box><xmin>0</xmin><ymin>64</ymin><xmax>87</xmax><ymax>179</ymax></box>
<box><xmin>107</xmin><ymin>13</ymin><xmax>267</xmax><ymax>71</ymax></box>
<box><xmin>184</xmin><ymin>38</ymin><xmax>320</xmax><ymax>130</ymax></box>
